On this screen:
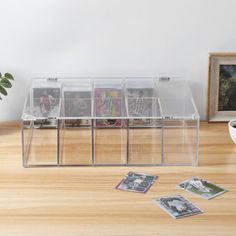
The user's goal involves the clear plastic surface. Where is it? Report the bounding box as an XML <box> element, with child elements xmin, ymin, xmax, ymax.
<box><xmin>22</xmin><ymin>77</ymin><xmax>199</xmax><ymax>167</ymax></box>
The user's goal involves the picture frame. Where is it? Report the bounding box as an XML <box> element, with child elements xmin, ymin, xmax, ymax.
<box><xmin>208</xmin><ymin>53</ymin><xmax>236</xmax><ymax>122</ymax></box>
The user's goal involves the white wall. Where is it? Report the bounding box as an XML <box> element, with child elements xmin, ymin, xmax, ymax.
<box><xmin>1</xmin><ymin>0</ymin><xmax>236</xmax><ymax>120</ymax></box>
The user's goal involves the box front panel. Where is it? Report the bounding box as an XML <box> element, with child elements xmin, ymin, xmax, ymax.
<box><xmin>128</xmin><ymin>127</ymin><xmax>161</xmax><ymax>165</ymax></box>
<box><xmin>162</xmin><ymin>120</ymin><xmax>198</xmax><ymax>166</ymax></box>
<box><xmin>94</xmin><ymin>125</ymin><xmax>127</xmax><ymax>165</ymax></box>
<box><xmin>59</xmin><ymin>119</ymin><xmax>92</xmax><ymax>165</ymax></box>
<box><xmin>26</xmin><ymin>121</ymin><xmax>58</xmax><ymax>166</ymax></box>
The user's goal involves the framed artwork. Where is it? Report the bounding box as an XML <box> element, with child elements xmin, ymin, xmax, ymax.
<box><xmin>208</xmin><ymin>53</ymin><xmax>236</xmax><ymax>122</ymax></box>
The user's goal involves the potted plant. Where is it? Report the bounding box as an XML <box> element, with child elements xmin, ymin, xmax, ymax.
<box><xmin>0</xmin><ymin>73</ymin><xmax>14</xmax><ymax>100</ymax></box>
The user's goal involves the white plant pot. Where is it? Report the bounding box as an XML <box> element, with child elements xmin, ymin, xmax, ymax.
<box><xmin>228</xmin><ymin>119</ymin><xmax>236</xmax><ymax>144</ymax></box>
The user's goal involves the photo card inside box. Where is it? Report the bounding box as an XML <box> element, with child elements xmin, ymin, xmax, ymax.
<box><xmin>127</xmin><ymin>88</ymin><xmax>156</xmax><ymax>126</ymax></box>
<box><xmin>63</xmin><ymin>89</ymin><xmax>92</xmax><ymax>127</ymax></box>
<box><xmin>33</xmin><ymin>87</ymin><xmax>60</xmax><ymax>117</ymax></box>
<box><xmin>95</xmin><ymin>88</ymin><xmax>122</xmax><ymax>127</ymax></box>
<box><xmin>32</xmin><ymin>87</ymin><xmax>61</xmax><ymax>128</ymax></box>
<box><xmin>127</xmin><ymin>88</ymin><xmax>154</xmax><ymax>98</ymax></box>
<box><xmin>64</xmin><ymin>90</ymin><xmax>92</xmax><ymax>117</ymax></box>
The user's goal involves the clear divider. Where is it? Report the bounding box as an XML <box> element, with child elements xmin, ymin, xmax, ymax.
<box><xmin>125</xmin><ymin>78</ymin><xmax>162</xmax><ymax>165</ymax></box>
<box><xmin>93</xmin><ymin>79</ymin><xmax>127</xmax><ymax>165</ymax></box>
<box><xmin>22</xmin><ymin>97</ymin><xmax>60</xmax><ymax>166</ymax></box>
<box><xmin>155</xmin><ymin>78</ymin><xmax>199</xmax><ymax>165</ymax></box>
<box><xmin>59</xmin><ymin>80</ymin><xmax>93</xmax><ymax>166</ymax></box>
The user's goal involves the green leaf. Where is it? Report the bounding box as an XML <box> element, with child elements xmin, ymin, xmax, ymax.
<box><xmin>4</xmin><ymin>73</ymin><xmax>14</xmax><ymax>80</ymax></box>
<box><xmin>0</xmin><ymin>85</ymin><xmax>7</xmax><ymax>96</ymax></box>
<box><xmin>0</xmin><ymin>78</ymin><xmax>12</xmax><ymax>88</ymax></box>
<box><xmin>0</xmin><ymin>72</ymin><xmax>2</xmax><ymax>78</ymax></box>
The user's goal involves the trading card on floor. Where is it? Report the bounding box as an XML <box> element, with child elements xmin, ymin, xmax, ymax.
<box><xmin>95</xmin><ymin>88</ymin><xmax>122</xmax><ymax>127</ymax></box>
<box><xmin>153</xmin><ymin>194</ymin><xmax>203</xmax><ymax>219</ymax></box>
<box><xmin>177</xmin><ymin>176</ymin><xmax>228</xmax><ymax>200</ymax></box>
<box><xmin>116</xmin><ymin>172</ymin><xmax>158</xmax><ymax>193</ymax></box>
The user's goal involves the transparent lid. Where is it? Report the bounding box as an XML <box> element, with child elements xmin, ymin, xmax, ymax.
<box><xmin>22</xmin><ymin>77</ymin><xmax>199</xmax><ymax>120</ymax></box>
<box><xmin>22</xmin><ymin>96</ymin><xmax>61</xmax><ymax>120</ymax></box>
<box><xmin>156</xmin><ymin>79</ymin><xmax>199</xmax><ymax>119</ymax></box>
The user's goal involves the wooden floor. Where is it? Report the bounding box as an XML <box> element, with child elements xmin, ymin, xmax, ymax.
<box><xmin>0</xmin><ymin>121</ymin><xmax>236</xmax><ymax>236</ymax></box>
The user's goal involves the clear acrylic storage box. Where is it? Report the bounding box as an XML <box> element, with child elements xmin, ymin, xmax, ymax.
<box><xmin>22</xmin><ymin>77</ymin><xmax>199</xmax><ymax>167</ymax></box>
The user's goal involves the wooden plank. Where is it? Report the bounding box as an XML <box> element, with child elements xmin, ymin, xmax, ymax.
<box><xmin>0</xmin><ymin>121</ymin><xmax>235</xmax><ymax>236</ymax></box>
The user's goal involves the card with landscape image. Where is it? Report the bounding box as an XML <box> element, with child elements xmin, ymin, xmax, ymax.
<box><xmin>177</xmin><ymin>177</ymin><xmax>228</xmax><ymax>200</ymax></box>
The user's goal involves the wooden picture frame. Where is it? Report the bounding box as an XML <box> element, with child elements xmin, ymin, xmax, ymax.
<box><xmin>208</xmin><ymin>53</ymin><xmax>236</xmax><ymax>122</ymax></box>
